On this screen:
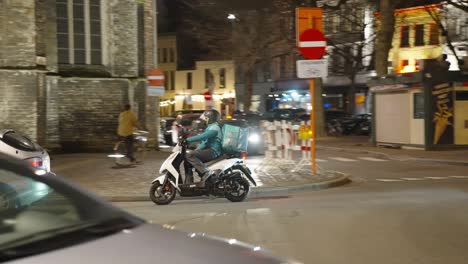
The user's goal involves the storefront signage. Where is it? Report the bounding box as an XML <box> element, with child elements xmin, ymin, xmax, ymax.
<box><xmin>370</xmin><ymin>84</ymin><xmax>408</xmax><ymax>92</ymax></box>
<box><xmin>296</xmin><ymin>59</ymin><xmax>328</xmax><ymax>78</ymax></box>
<box><xmin>432</xmin><ymin>82</ymin><xmax>454</xmax><ymax>144</ymax></box>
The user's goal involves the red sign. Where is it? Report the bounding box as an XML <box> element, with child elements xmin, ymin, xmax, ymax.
<box><xmin>147</xmin><ymin>69</ymin><xmax>165</xmax><ymax>86</ymax></box>
<box><xmin>204</xmin><ymin>91</ymin><xmax>212</xmax><ymax>101</ymax></box>
<box><xmin>298</xmin><ymin>29</ymin><xmax>326</xmax><ymax>60</ymax></box>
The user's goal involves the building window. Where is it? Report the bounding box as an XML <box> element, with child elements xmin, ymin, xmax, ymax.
<box><xmin>415</xmin><ymin>24</ymin><xmax>425</xmax><ymax>46</ymax></box>
<box><xmin>187</xmin><ymin>72</ymin><xmax>192</xmax><ymax>90</ymax></box>
<box><xmin>162</xmin><ymin>48</ymin><xmax>168</xmax><ymax>63</ymax></box>
<box><xmin>429</xmin><ymin>24</ymin><xmax>440</xmax><ymax>45</ymax></box>
<box><xmin>401</xmin><ymin>59</ymin><xmax>409</xmax><ymax>68</ymax></box>
<box><xmin>413</xmin><ymin>93</ymin><xmax>424</xmax><ymax>119</ymax></box>
<box><xmin>157</xmin><ymin>48</ymin><xmax>161</xmax><ymax>63</ymax></box>
<box><xmin>164</xmin><ymin>71</ymin><xmax>169</xmax><ymax>90</ymax></box>
<box><xmin>205</xmin><ymin>69</ymin><xmax>212</xmax><ymax>88</ymax></box>
<box><xmin>56</xmin><ymin>0</ymin><xmax>102</xmax><ymax>65</ymax></box>
<box><xmin>170</xmin><ymin>71</ymin><xmax>175</xmax><ymax>90</ymax></box>
<box><xmin>169</xmin><ymin>48</ymin><xmax>175</xmax><ymax>63</ymax></box>
<box><xmin>263</xmin><ymin>63</ymin><xmax>271</xmax><ymax>82</ymax></box>
<box><xmin>324</xmin><ymin>14</ymin><xmax>333</xmax><ymax>34</ymax></box>
<box><xmin>280</xmin><ymin>56</ymin><xmax>286</xmax><ymax>79</ymax></box>
<box><xmin>219</xmin><ymin>68</ymin><xmax>226</xmax><ymax>88</ymax></box>
<box><xmin>400</xmin><ymin>26</ymin><xmax>410</xmax><ymax>47</ymax></box>
<box><xmin>332</xmin><ymin>15</ymin><xmax>340</xmax><ymax>33</ymax></box>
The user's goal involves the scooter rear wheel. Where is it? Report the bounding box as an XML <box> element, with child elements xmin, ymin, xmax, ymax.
<box><xmin>149</xmin><ymin>181</ymin><xmax>176</xmax><ymax>205</ymax></box>
<box><xmin>225</xmin><ymin>177</ymin><xmax>250</xmax><ymax>202</ymax></box>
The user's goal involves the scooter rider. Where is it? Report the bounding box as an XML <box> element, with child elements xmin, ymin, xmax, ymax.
<box><xmin>186</xmin><ymin>109</ymin><xmax>222</xmax><ymax>187</ymax></box>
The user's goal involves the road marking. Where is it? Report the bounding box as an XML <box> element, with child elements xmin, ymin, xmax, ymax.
<box><xmin>449</xmin><ymin>176</ymin><xmax>468</xmax><ymax>179</ymax></box>
<box><xmin>401</xmin><ymin>177</ymin><xmax>426</xmax><ymax>181</ymax></box>
<box><xmin>358</xmin><ymin>157</ymin><xmax>387</xmax><ymax>162</ymax></box>
<box><xmin>329</xmin><ymin>157</ymin><xmax>358</xmax><ymax>162</ymax></box>
<box><xmin>425</xmin><ymin>177</ymin><xmax>449</xmax><ymax>180</ymax></box>
<box><xmin>376</xmin><ymin>179</ymin><xmax>403</xmax><ymax>182</ymax></box>
<box><xmin>316</xmin><ymin>159</ymin><xmax>328</xmax><ymax>162</ymax></box>
<box><xmin>246</xmin><ymin>208</ymin><xmax>271</xmax><ymax>215</ymax></box>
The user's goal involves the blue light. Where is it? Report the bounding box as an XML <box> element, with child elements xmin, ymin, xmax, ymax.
<box><xmin>324</xmin><ymin>103</ymin><xmax>332</xmax><ymax>109</ymax></box>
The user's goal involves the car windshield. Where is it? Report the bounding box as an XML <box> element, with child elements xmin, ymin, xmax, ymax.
<box><xmin>1</xmin><ymin>132</ymin><xmax>39</xmax><ymax>152</ymax></box>
<box><xmin>176</xmin><ymin>115</ymin><xmax>201</xmax><ymax>127</ymax></box>
<box><xmin>0</xmin><ymin>167</ymin><xmax>142</xmax><ymax>261</ymax></box>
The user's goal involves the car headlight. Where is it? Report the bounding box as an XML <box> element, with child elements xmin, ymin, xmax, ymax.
<box><xmin>248</xmin><ymin>133</ymin><xmax>260</xmax><ymax>143</ymax></box>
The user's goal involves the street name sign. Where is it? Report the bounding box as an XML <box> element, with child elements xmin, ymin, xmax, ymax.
<box><xmin>296</xmin><ymin>59</ymin><xmax>328</xmax><ymax>78</ymax></box>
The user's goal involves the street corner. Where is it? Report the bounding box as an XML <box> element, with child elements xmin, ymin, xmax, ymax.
<box><xmin>249</xmin><ymin>167</ymin><xmax>351</xmax><ymax>198</ymax></box>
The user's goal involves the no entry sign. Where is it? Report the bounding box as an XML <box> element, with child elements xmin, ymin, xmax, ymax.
<box><xmin>147</xmin><ymin>68</ymin><xmax>165</xmax><ymax>97</ymax></box>
<box><xmin>298</xmin><ymin>29</ymin><xmax>327</xmax><ymax>60</ymax></box>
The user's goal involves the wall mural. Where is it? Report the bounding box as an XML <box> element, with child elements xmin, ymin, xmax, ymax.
<box><xmin>432</xmin><ymin>82</ymin><xmax>454</xmax><ymax>144</ymax></box>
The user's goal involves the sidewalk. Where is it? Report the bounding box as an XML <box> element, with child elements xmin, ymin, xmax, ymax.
<box><xmin>50</xmin><ymin>150</ymin><xmax>349</xmax><ymax>202</ymax></box>
<box><xmin>317</xmin><ymin>136</ymin><xmax>468</xmax><ymax>166</ymax></box>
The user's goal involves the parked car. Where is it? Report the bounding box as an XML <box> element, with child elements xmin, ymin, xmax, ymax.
<box><xmin>0</xmin><ymin>154</ymin><xmax>294</xmax><ymax>263</ymax></box>
<box><xmin>327</xmin><ymin>113</ymin><xmax>372</xmax><ymax>136</ymax></box>
<box><xmin>232</xmin><ymin>111</ymin><xmax>264</xmax><ymax>127</ymax></box>
<box><xmin>171</xmin><ymin>109</ymin><xmax>205</xmax><ymax>118</ymax></box>
<box><xmin>262</xmin><ymin>108</ymin><xmax>308</xmax><ymax>122</ymax></box>
<box><xmin>161</xmin><ymin>113</ymin><xmax>203</xmax><ymax>146</ymax></box>
<box><xmin>0</xmin><ymin>129</ymin><xmax>50</xmax><ymax>173</ymax></box>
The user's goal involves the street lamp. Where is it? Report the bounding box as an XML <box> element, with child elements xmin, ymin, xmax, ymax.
<box><xmin>227</xmin><ymin>14</ymin><xmax>236</xmax><ymax>20</ymax></box>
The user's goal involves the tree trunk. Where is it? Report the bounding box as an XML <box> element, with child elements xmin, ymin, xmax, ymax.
<box><xmin>243</xmin><ymin>68</ymin><xmax>254</xmax><ymax>112</ymax></box>
<box><xmin>375</xmin><ymin>0</ymin><xmax>396</xmax><ymax>77</ymax></box>
<box><xmin>347</xmin><ymin>76</ymin><xmax>356</xmax><ymax>115</ymax></box>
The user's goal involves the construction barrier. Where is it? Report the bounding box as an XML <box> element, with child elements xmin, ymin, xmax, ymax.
<box><xmin>256</xmin><ymin>120</ymin><xmax>316</xmax><ymax>174</ymax></box>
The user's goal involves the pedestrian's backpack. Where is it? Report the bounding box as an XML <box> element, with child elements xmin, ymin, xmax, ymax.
<box><xmin>221</xmin><ymin>123</ymin><xmax>249</xmax><ymax>155</ymax></box>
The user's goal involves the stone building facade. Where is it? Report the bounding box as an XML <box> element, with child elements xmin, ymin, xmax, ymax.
<box><xmin>0</xmin><ymin>0</ymin><xmax>158</xmax><ymax>151</ymax></box>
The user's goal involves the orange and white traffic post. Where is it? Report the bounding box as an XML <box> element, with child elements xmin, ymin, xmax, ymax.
<box><xmin>296</xmin><ymin>8</ymin><xmax>325</xmax><ymax>175</ymax></box>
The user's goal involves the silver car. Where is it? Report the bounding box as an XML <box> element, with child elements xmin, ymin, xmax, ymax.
<box><xmin>0</xmin><ymin>155</ymin><xmax>299</xmax><ymax>263</ymax></box>
<box><xmin>0</xmin><ymin>129</ymin><xmax>50</xmax><ymax>173</ymax></box>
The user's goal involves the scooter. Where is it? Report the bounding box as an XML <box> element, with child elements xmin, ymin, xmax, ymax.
<box><xmin>149</xmin><ymin>129</ymin><xmax>257</xmax><ymax>205</ymax></box>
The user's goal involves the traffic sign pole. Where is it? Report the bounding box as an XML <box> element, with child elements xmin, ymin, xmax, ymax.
<box><xmin>310</xmin><ymin>80</ymin><xmax>317</xmax><ymax>175</ymax></box>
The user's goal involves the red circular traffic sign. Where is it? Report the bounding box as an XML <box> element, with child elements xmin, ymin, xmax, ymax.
<box><xmin>204</xmin><ymin>91</ymin><xmax>212</xmax><ymax>101</ymax></box>
<box><xmin>147</xmin><ymin>69</ymin><xmax>165</xmax><ymax>86</ymax></box>
<box><xmin>298</xmin><ymin>29</ymin><xmax>327</xmax><ymax>60</ymax></box>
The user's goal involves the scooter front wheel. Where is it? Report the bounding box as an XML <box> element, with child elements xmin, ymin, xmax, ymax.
<box><xmin>149</xmin><ymin>181</ymin><xmax>176</xmax><ymax>205</ymax></box>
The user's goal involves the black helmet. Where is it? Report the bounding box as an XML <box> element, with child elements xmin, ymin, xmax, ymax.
<box><xmin>201</xmin><ymin>109</ymin><xmax>220</xmax><ymax>124</ymax></box>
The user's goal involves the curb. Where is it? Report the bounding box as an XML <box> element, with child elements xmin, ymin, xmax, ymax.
<box><xmin>317</xmin><ymin>145</ymin><xmax>468</xmax><ymax>166</ymax></box>
<box><xmin>104</xmin><ymin>173</ymin><xmax>351</xmax><ymax>203</ymax></box>
<box><xmin>316</xmin><ymin>145</ymin><xmax>391</xmax><ymax>160</ymax></box>
<box><xmin>412</xmin><ymin>158</ymin><xmax>468</xmax><ymax>166</ymax></box>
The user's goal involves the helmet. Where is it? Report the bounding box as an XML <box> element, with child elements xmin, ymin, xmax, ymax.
<box><xmin>200</xmin><ymin>109</ymin><xmax>220</xmax><ymax>124</ymax></box>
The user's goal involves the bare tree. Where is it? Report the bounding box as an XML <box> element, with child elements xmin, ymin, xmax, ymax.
<box><xmin>324</xmin><ymin>2</ymin><xmax>377</xmax><ymax>114</ymax></box>
<box><xmin>180</xmin><ymin>0</ymin><xmax>292</xmax><ymax>111</ymax></box>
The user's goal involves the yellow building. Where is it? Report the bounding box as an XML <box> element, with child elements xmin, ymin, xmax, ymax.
<box><xmin>388</xmin><ymin>4</ymin><xmax>443</xmax><ymax>74</ymax></box>
<box><xmin>175</xmin><ymin>61</ymin><xmax>236</xmax><ymax>117</ymax></box>
<box><xmin>158</xmin><ymin>33</ymin><xmax>177</xmax><ymax>116</ymax></box>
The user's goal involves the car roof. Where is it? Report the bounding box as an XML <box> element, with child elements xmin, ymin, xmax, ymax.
<box><xmin>177</xmin><ymin>113</ymin><xmax>202</xmax><ymax>119</ymax></box>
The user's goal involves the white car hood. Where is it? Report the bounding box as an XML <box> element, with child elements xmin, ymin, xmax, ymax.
<box><xmin>8</xmin><ymin>224</ymin><xmax>296</xmax><ymax>264</ymax></box>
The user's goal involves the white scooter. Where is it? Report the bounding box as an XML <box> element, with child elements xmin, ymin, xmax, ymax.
<box><xmin>149</xmin><ymin>129</ymin><xmax>256</xmax><ymax>205</ymax></box>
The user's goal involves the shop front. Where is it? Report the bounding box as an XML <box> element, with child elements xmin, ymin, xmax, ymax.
<box><xmin>368</xmin><ymin>69</ymin><xmax>468</xmax><ymax>150</ymax></box>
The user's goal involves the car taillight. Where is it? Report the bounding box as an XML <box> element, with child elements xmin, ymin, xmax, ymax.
<box><xmin>26</xmin><ymin>158</ymin><xmax>43</xmax><ymax>168</ymax></box>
